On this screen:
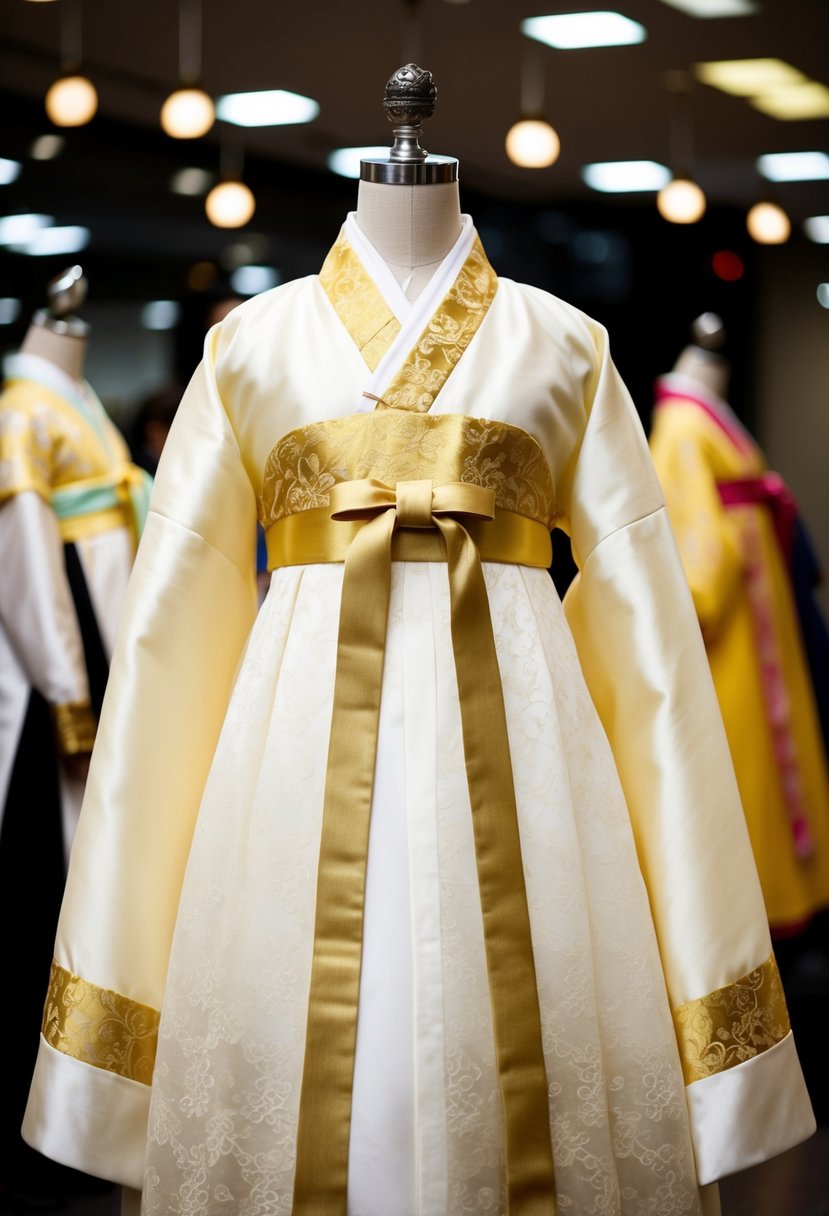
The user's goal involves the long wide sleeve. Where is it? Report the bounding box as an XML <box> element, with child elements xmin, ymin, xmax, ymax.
<box><xmin>0</xmin><ymin>492</ymin><xmax>93</xmax><ymax>751</ymax></box>
<box><xmin>560</xmin><ymin>324</ymin><xmax>815</xmax><ymax>1184</ymax></box>
<box><xmin>22</xmin><ymin>325</ymin><xmax>259</xmax><ymax>1187</ymax></box>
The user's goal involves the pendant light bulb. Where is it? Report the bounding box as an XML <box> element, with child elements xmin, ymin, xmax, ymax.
<box><xmin>205</xmin><ymin>180</ymin><xmax>255</xmax><ymax>228</ymax></box>
<box><xmin>657</xmin><ymin>177</ymin><xmax>707</xmax><ymax>224</ymax></box>
<box><xmin>161</xmin><ymin>86</ymin><xmax>215</xmax><ymax>139</ymax></box>
<box><xmin>747</xmin><ymin>201</ymin><xmax>791</xmax><ymax>244</ymax></box>
<box><xmin>505</xmin><ymin>119</ymin><xmax>560</xmax><ymax>169</ymax></box>
<box><xmin>45</xmin><ymin>75</ymin><xmax>98</xmax><ymax>127</ymax></box>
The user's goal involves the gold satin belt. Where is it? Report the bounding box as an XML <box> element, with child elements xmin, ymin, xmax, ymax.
<box><xmin>281</xmin><ymin>478</ymin><xmax>557</xmax><ymax>1215</ymax></box>
<box><xmin>266</xmin><ymin>499</ymin><xmax>552</xmax><ymax>570</ymax></box>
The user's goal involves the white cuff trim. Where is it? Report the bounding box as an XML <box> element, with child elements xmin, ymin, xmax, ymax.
<box><xmin>686</xmin><ymin>1031</ymin><xmax>815</xmax><ymax>1184</ymax></box>
<box><xmin>22</xmin><ymin>1035</ymin><xmax>150</xmax><ymax>1189</ymax></box>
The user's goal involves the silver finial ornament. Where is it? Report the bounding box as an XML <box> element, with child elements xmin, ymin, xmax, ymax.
<box><xmin>384</xmin><ymin>64</ymin><xmax>436</xmax><ymax>164</ymax></box>
<box><xmin>33</xmin><ymin>265</ymin><xmax>89</xmax><ymax>338</ymax></box>
<box><xmin>691</xmin><ymin>312</ymin><xmax>726</xmax><ymax>351</ymax></box>
<box><xmin>360</xmin><ymin>63</ymin><xmax>458</xmax><ymax>185</ymax></box>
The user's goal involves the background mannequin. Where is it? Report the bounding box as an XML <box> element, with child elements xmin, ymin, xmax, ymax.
<box><xmin>650</xmin><ymin>316</ymin><xmax>829</xmax><ymax>939</ymax></box>
<box><xmin>671</xmin><ymin>312</ymin><xmax>730</xmax><ymax>403</ymax></box>
<box><xmin>0</xmin><ymin>268</ymin><xmax>147</xmax><ymax>1210</ymax></box>
<box><xmin>18</xmin><ymin>266</ymin><xmax>88</xmax><ymax>383</ymax></box>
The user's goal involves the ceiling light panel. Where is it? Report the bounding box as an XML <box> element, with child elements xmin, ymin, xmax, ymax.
<box><xmin>695</xmin><ymin>58</ymin><xmax>804</xmax><ymax>96</ymax></box>
<box><xmin>328</xmin><ymin>147</ymin><xmax>391</xmax><ymax>179</ymax></box>
<box><xmin>757</xmin><ymin>151</ymin><xmax>829</xmax><ymax>181</ymax></box>
<box><xmin>0</xmin><ymin>157</ymin><xmax>22</xmax><ymax>185</ymax></box>
<box><xmin>230</xmin><ymin>265</ymin><xmax>280</xmax><ymax>295</ymax></box>
<box><xmin>804</xmin><ymin>216</ymin><xmax>829</xmax><ymax>243</ymax></box>
<box><xmin>521</xmin><ymin>12</ymin><xmax>646</xmax><ymax>50</ymax></box>
<box><xmin>216</xmin><ymin>90</ymin><xmax>319</xmax><ymax>127</ymax></box>
<box><xmin>750</xmin><ymin>83</ymin><xmax>829</xmax><ymax>120</ymax></box>
<box><xmin>12</xmin><ymin>225</ymin><xmax>90</xmax><ymax>256</ymax></box>
<box><xmin>0</xmin><ymin>299</ymin><xmax>22</xmax><ymax>325</ymax></box>
<box><xmin>657</xmin><ymin>0</ymin><xmax>757</xmax><ymax>16</ymax></box>
<box><xmin>582</xmin><ymin>160</ymin><xmax>671</xmax><ymax>192</ymax></box>
<box><xmin>0</xmin><ymin>214</ymin><xmax>53</xmax><ymax>246</ymax></box>
<box><xmin>170</xmin><ymin>167</ymin><xmax>214</xmax><ymax>196</ymax></box>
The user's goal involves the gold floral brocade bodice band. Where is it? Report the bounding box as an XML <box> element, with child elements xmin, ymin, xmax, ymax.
<box><xmin>259</xmin><ymin>411</ymin><xmax>557</xmax><ymax>533</ymax></box>
<box><xmin>42</xmin><ymin>961</ymin><xmax>159</xmax><ymax>1086</ymax></box>
<box><xmin>673</xmin><ymin>954</ymin><xmax>790</xmax><ymax>1085</ymax></box>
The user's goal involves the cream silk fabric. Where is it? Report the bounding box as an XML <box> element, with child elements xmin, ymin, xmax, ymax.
<box><xmin>24</xmin><ymin>225</ymin><xmax>814</xmax><ymax>1213</ymax></box>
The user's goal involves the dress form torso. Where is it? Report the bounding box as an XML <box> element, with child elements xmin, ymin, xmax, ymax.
<box><xmin>19</xmin><ymin>322</ymin><xmax>87</xmax><ymax>385</ymax></box>
<box><xmin>672</xmin><ymin>344</ymin><xmax>730</xmax><ymax>403</ymax></box>
<box><xmin>355</xmin><ymin>180</ymin><xmax>463</xmax><ymax>301</ymax></box>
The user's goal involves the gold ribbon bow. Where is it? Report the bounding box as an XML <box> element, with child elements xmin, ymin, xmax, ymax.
<box><xmin>292</xmin><ymin>478</ymin><xmax>557</xmax><ymax>1215</ymax></box>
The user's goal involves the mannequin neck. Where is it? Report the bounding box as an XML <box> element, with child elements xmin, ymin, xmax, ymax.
<box><xmin>19</xmin><ymin>322</ymin><xmax>86</xmax><ymax>383</ymax></box>
<box><xmin>355</xmin><ymin>179</ymin><xmax>463</xmax><ymax>301</ymax></box>
<box><xmin>672</xmin><ymin>345</ymin><xmax>730</xmax><ymax>403</ymax></box>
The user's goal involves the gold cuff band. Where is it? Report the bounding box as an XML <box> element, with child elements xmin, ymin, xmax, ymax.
<box><xmin>42</xmin><ymin>961</ymin><xmax>159</xmax><ymax>1086</ymax></box>
<box><xmin>50</xmin><ymin>701</ymin><xmax>96</xmax><ymax>756</ymax></box>
<box><xmin>674</xmin><ymin>953</ymin><xmax>790</xmax><ymax>1085</ymax></box>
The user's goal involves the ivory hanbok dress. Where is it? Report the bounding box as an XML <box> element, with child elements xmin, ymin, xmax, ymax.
<box><xmin>24</xmin><ymin>218</ymin><xmax>814</xmax><ymax>1215</ymax></box>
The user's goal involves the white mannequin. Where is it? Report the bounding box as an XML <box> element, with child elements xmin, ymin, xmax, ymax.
<box><xmin>19</xmin><ymin>317</ymin><xmax>87</xmax><ymax>384</ymax></box>
<box><xmin>672</xmin><ymin>344</ymin><xmax>730</xmax><ymax>402</ymax></box>
<box><xmin>355</xmin><ymin>180</ymin><xmax>462</xmax><ymax>301</ymax></box>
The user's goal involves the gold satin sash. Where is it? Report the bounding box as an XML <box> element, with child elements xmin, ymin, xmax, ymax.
<box><xmin>290</xmin><ymin>478</ymin><xmax>557</xmax><ymax>1214</ymax></box>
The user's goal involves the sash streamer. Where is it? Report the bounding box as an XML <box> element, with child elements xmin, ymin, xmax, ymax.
<box><xmin>291</xmin><ymin>478</ymin><xmax>557</xmax><ymax>1215</ymax></box>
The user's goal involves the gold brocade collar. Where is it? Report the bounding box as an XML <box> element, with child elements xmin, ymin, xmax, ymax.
<box><xmin>318</xmin><ymin>226</ymin><xmax>498</xmax><ymax>414</ymax></box>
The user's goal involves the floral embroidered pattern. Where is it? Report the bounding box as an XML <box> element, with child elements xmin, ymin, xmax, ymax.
<box><xmin>259</xmin><ymin>411</ymin><xmax>556</xmax><ymax>531</ymax></box>
<box><xmin>380</xmin><ymin>238</ymin><xmax>498</xmax><ymax>413</ymax></box>
<box><xmin>673</xmin><ymin>954</ymin><xmax>790</xmax><ymax>1084</ymax></box>
<box><xmin>42</xmin><ymin>960</ymin><xmax>159</xmax><ymax>1085</ymax></box>
<box><xmin>0</xmin><ymin>384</ymin><xmax>110</xmax><ymax>503</ymax></box>
<box><xmin>318</xmin><ymin>226</ymin><xmax>401</xmax><ymax>371</ymax></box>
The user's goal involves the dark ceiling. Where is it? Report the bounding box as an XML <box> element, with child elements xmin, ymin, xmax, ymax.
<box><xmin>0</xmin><ymin>0</ymin><xmax>827</xmax><ymax>399</ymax></box>
<box><xmin>1</xmin><ymin>0</ymin><xmax>827</xmax><ymax>448</ymax></box>
<box><xmin>1</xmin><ymin>0</ymin><xmax>828</xmax><ymax>211</ymax></box>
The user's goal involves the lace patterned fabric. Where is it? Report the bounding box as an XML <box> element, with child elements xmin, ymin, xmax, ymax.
<box><xmin>142</xmin><ymin>564</ymin><xmax>702</xmax><ymax>1215</ymax></box>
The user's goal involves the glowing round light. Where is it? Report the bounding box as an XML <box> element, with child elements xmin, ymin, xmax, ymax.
<box><xmin>205</xmin><ymin>180</ymin><xmax>255</xmax><ymax>228</ymax></box>
<box><xmin>746</xmin><ymin>201</ymin><xmax>790</xmax><ymax>244</ymax></box>
<box><xmin>817</xmin><ymin>283</ymin><xmax>829</xmax><ymax>309</ymax></box>
<box><xmin>505</xmin><ymin>120</ymin><xmax>560</xmax><ymax>169</ymax></box>
<box><xmin>187</xmin><ymin>261</ymin><xmax>218</xmax><ymax>291</ymax></box>
<box><xmin>712</xmin><ymin>250</ymin><xmax>745</xmax><ymax>282</ymax></box>
<box><xmin>30</xmin><ymin>134</ymin><xmax>65</xmax><ymax>160</ymax></box>
<box><xmin>657</xmin><ymin>177</ymin><xmax>707</xmax><ymax>224</ymax></box>
<box><xmin>45</xmin><ymin>75</ymin><xmax>98</xmax><ymax>127</ymax></box>
<box><xmin>160</xmin><ymin>88</ymin><xmax>215</xmax><ymax>139</ymax></box>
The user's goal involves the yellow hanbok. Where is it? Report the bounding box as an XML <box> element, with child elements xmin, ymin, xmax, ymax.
<box><xmin>650</xmin><ymin>374</ymin><xmax>829</xmax><ymax>931</ymax></box>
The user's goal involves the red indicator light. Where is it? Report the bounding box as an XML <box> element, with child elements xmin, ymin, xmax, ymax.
<box><xmin>712</xmin><ymin>250</ymin><xmax>745</xmax><ymax>282</ymax></box>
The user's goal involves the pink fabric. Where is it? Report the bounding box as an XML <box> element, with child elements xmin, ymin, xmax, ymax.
<box><xmin>654</xmin><ymin>381</ymin><xmax>756</xmax><ymax>458</ymax></box>
<box><xmin>718</xmin><ymin>473</ymin><xmax>799</xmax><ymax>568</ymax></box>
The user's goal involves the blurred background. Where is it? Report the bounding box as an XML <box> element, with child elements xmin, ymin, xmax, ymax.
<box><xmin>1</xmin><ymin>1</ymin><xmax>828</xmax><ymax>1212</ymax></box>
<box><xmin>1</xmin><ymin>0</ymin><xmax>827</xmax><ymax>599</ymax></box>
